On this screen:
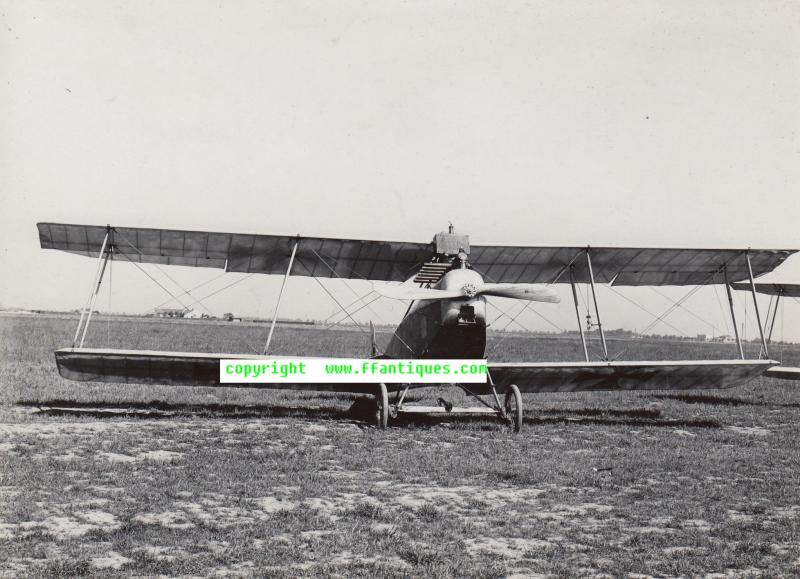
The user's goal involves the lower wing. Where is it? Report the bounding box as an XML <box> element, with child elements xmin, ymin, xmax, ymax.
<box><xmin>53</xmin><ymin>348</ymin><xmax>393</xmax><ymax>394</ymax></box>
<box><xmin>487</xmin><ymin>360</ymin><xmax>776</xmax><ymax>393</ymax></box>
<box><xmin>55</xmin><ymin>348</ymin><xmax>776</xmax><ymax>393</ymax></box>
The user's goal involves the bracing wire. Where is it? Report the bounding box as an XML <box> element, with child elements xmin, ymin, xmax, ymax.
<box><xmin>309</xmin><ymin>247</ymin><xmax>394</xmax><ymax>328</ymax></box>
<box><xmin>308</xmin><ymin>249</ymin><xmax>415</xmax><ymax>354</ymax></box>
<box><xmin>309</xmin><ymin>277</ymin><xmax>368</xmax><ymax>336</ymax></box>
<box><xmin>486</xmin><ymin>301</ymin><xmax>532</xmax><ymax>357</ymax></box>
<box><xmin>780</xmin><ymin>297</ymin><xmax>786</xmax><ymax>362</ymax></box>
<box><xmin>583</xmin><ymin>283</ymin><xmax>592</xmax><ymax>319</ymax></box>
<box><xmin>647</xmin><ymin>286</ymin><xmax>721</xmax><ymax>335</ymax></box>
<box><xmin>188</xmin><ymin>274</ymin><xmax>255</xmax><ymax>306</ymax></box>
<box><xmin>115</xmin><ymin>248</ymin><xmax>194</xmax><ymax>310</ymax></box>
<box><xmin>325</xmin><ymin>294</ymin><xmax>384</xmax><ymax>330</ymax></box>
<box><xmin>640</xmin><ymin>268</ymin><xmax>725</xmax><ymax>337</ymax></box>
<box><xmin>470</xmin><ymin>263</ymin><xmax>565</xmax><ymax>355</ymax></box>
<box><xmin>486</xmin><ymin>304</ymin><xmax>511</xmax><ymax>328</ymax></box>
<box><xmin>321</xmin><ymin>290</ymin><xmax>378</xmax><ymax>325</ymax></box>
<box><xmin>294</xmin><ymin>257</ymin><xmax>368</xmax><ymax>337</ymax></box>
<box><xmin>487</xmin><ymin>299</ymin><xmax>564</xmax><ymax>357</ymax></box>
<box><xmin>712</xmin><ymin>282</ymin><xmax>732</xmax><ymax>336</ymax></box>
<box><xmin>153</xmin><ymin>271</ymin><xmax>229</xmax><ymax>312</ymax></box>
<box><xmin>573</xmin><ymin>279</ymin><xmax>596</xmax><ymax>359</ymax></box>
<box><xmin>527</xmin><ymin>305</ymin><xmax>564</xmax><ymax>332</ymax></box>
<box><xmin>640</xmin><ymin>284</ymin><xmax>704</xmax><ymax>335</ymax></box>
<box><xmin>498</xmin><ymin>301</ymin><xmax>536</xmax><ymax>332</ymax></box>
<box><xmin>311</xmin><ymin>247</ymin><xmax>386</xmax><ymax>323</ymax></box>
<box><xmin>606</xmin><ymin>286</ymin><xmax>687</xmax><ymax>337</ymax></box>
<box><xmin>114</xmin><ymin>230</ymin><xmax>214</xmax><ymax>316</ymax></box>
<box><xmin>742</xmin><ymin>289</ymin><xmax>748</xmax><ymax>347</ymax></box>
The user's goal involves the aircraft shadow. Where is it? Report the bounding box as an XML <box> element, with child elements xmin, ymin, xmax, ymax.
<box><xmin>17</xmin><ymin>400</ymin><xmax>722</xmax><ymax>429</ymax></box>
<box><xmin>16</xmin><ymin>400</ymin><xmax>362</xmax><ymax>424</ymax></box>
<box><xmin>522</xmin><ymin>415</ymin><xmax>721</xmax><ymax>429</ymax></box>
<box><xmin>652</xmin><ymin>393</ymin><xmax>800</xmax><ymax>409</ymax></box>
<box><xmin>652</xmin><ymin>393</ymin><xmax>755</xmax><ymax>407</ymax></box>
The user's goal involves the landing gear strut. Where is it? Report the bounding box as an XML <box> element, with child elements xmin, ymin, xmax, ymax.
<box><xmin>386</xmin><ymin>379</ymin><xmax>524</xmax><ymax>432</ymax></box>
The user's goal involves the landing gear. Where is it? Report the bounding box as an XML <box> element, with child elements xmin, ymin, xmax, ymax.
<box><xmin>504</xmin><ymin>384</ymin><xmax>523</xmax><ymax>433</ymax></box>
<box><xmin>376</xmin><ymin>378</ymin><xmax>523</xmax><ymax>432</ymax></box>
<box><xmin>375</xmin><ymin>382</ymin><xmax>389</xmax><ymax>429</ymax></box>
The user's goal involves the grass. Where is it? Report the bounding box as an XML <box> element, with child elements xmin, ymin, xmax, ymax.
<box><xmin>1</xmin><ymin>313</ymin><xmax>800</xmax><ymax>577</ymax></box>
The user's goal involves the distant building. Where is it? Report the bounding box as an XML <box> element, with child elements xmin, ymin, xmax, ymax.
<box><xmin>154</xmin><ymin>307</ymin><xmax>189</xmax><ymax>318</ymax></box>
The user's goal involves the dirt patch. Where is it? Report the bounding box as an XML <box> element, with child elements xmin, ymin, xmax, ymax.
<box><xmin>133</xmin><ymin>510</ymin><xmax>195</xmax><ymax>529</ymax></box>
<box><xmin>465</xmin><ymin>537</ymin><xmax>556</xmax><ymax>559</ymax></box>
<box><xmin>726</xmin><ymin>426</ymin><xmax>771</xmax><ymax>436</ymax></box>
<box><xmin>90</xmin><ymin>551</ymin><xmax>132</xmax><ymax>570</ymax></box>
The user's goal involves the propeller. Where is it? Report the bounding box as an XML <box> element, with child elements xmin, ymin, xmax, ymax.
<box><xmin>374</xmin><ymin>282</ymin><xmax>560</xmax><ymax>303</ymax></box>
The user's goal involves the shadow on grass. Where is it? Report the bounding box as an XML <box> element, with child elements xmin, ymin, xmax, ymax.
<box><xmin>534</xmin><ymin>408</ymin><xmax>661</xmax><ymax>419</ymax></box>
<box><xmin>652</xmin><ymin>393</ymin><xmax>756</xmax><ymax>407</ymax></box>
<box><xmin>16</xmin><ymin>399</ymin><xmax>721</xmax><ymax>430</ymax></box>
<box><xmin>652</xmin><ymin>393</ymin><xmax>800</xmax><ymax>409</ymax></box>
<box><xmin>16</xmin><ymin>399</ymin><xmax>364</xmax><ymax>423</ymax></box>
<box><xmin>391</xmin><ymin>404</ymin><xmax>720</xmax><ymax>430</ymax></box>
<box><xmin>524</xmin><ymin>415</ymin><xmax>721</xmax><ymax>429</ymax></box>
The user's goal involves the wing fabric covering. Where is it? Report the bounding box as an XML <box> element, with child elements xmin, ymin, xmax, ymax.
<box><xmin>469</xmin><ymin>246</ymin><xmax>795</xmax><ymax>286</ymax></box>
<box><xmin>38</xmin><ymin>223</ymin><xmax>795</xmax><ymax>285</ymax></box>
<box><xmin>37</xmin><ymin>223</ymin><xmax>432</xmax><ymax>282</ymax></box>
<box><xmin>487</xmin><ymin>360</ymin><xmax>774</xmax><ymax>393</ymax></box>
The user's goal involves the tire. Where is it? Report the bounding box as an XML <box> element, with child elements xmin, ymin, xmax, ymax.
<box><xmin>376</xmin><ymin>383</ymin><xmax>389</xmax><ymax>429</ymax></box>
<box><xmin>504</xmin><ymin>384</ymin><xmax>523</xmax><ymax>433</ymax></box>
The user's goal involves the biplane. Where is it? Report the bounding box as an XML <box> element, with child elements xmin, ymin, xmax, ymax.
<box><xmin>37</xmin><ymin>222</ymin><xmax>798</xmax><ymax>431</ymax></box>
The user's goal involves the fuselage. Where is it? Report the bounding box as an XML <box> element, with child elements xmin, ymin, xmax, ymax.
<box><xmin>385</xmin><ymin>268</ymin><xmax>487</xmax><ymax>359</ymax></box>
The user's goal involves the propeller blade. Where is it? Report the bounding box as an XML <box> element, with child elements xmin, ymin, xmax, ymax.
<box><xmin>477</xmin><ymin>283</ymin><xmax>560</xmax><ymax>303</ymax></box>
<box><xmin>374</xmin><ymin>282</ymin><xmax>561</xmax><ymax>303</ymax></box>
<box><xmin>373</xmin><ymin>284</ymin><xmax>465</xmax><ymax>301</ymax></box>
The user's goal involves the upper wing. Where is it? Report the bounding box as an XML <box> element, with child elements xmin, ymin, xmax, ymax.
<box><xmin>487</xmin><ymin>360</ymin><xmax>775</xmax><ymax>393</ymax></box>
<box><xmin>37</xmin><ymin>222</ymin><xmax>432</xmax><ymax>282</ymax></box>
<box><xmin>730</xmin><ymin>282</ymin><xmax>800</xmax><ymax>297</ymax></box>
<box><xmin>38</xmin><ymin>223</ymin><xmax>796</xmax><ymax>286</ymax></box>
<box><xmin>469</xmin><ymin>246</ymin><xmax>796</xmax><ymax>286</ymax></box>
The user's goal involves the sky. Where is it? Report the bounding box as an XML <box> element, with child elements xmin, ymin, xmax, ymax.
<box><xmin>1</xmin><ymin>0</ymin><xmax>799</xmax><ymax>344</ymax></box>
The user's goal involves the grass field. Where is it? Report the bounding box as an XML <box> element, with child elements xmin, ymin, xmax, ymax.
<box><xmin>1</xmin><ymin>313</ymin><xmax>799</xmax><ymax>578</ymax></box>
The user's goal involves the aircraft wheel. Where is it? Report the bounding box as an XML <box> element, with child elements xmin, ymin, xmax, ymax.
<box><xmin>375</xmin><ymin>383</ymin><xmax>389</xmax><ymax>429</ymax></box>
<box><xmin>504</xmin><ymin>384</ymin><xmax>523</xmax><ymax>433</ymax></box>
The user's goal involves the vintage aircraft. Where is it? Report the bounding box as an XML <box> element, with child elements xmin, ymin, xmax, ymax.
<box><xmin>37</xmin><ymin>222</ymin><xmax>798</xmax><ymax>430</ymax></box>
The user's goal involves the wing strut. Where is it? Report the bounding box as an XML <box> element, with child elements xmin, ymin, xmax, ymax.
<box><xmin>766</xmin><ymin>291</ymin><xmax>782</xmax><ymax>346</ymax></box>
<box><xmin>263</xmin><ymin>239</ymin><xmax>299</xmax><ymax>355</ymax></box>
<box><xmin>723</xmin><ymin>266</ymin><xmax>745</xmax><ymax>360</ymax></box>
<box><xmin>569</xmin><ymin>265</ymin><xmax>590</xmax><ymax>362</ymax></box>
<box><xmin>73</xmin><ymin>227</ymin><xmax>111</xmax><ymax>349</ymax></box>
<box><xmin>585</xmin><ymin>248</ymin><xmax>609</xmax><ymax>361</ymax></box>
<box><xmin>745</xmin><ymin>251</ymin><xmax>769</xmax><ymax>358</ymax></box>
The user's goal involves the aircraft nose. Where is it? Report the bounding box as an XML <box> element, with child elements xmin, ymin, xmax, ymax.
<box><xmin>462</xmin><ymin>283</ymin><xmax>478</xmax><ymax>298</ymax></box>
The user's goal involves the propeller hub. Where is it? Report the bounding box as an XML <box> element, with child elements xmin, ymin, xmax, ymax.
<box><xmin>462</xmin><ymin>282</ymin><xmax>478</xmax><ymax>298</ymax></box>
